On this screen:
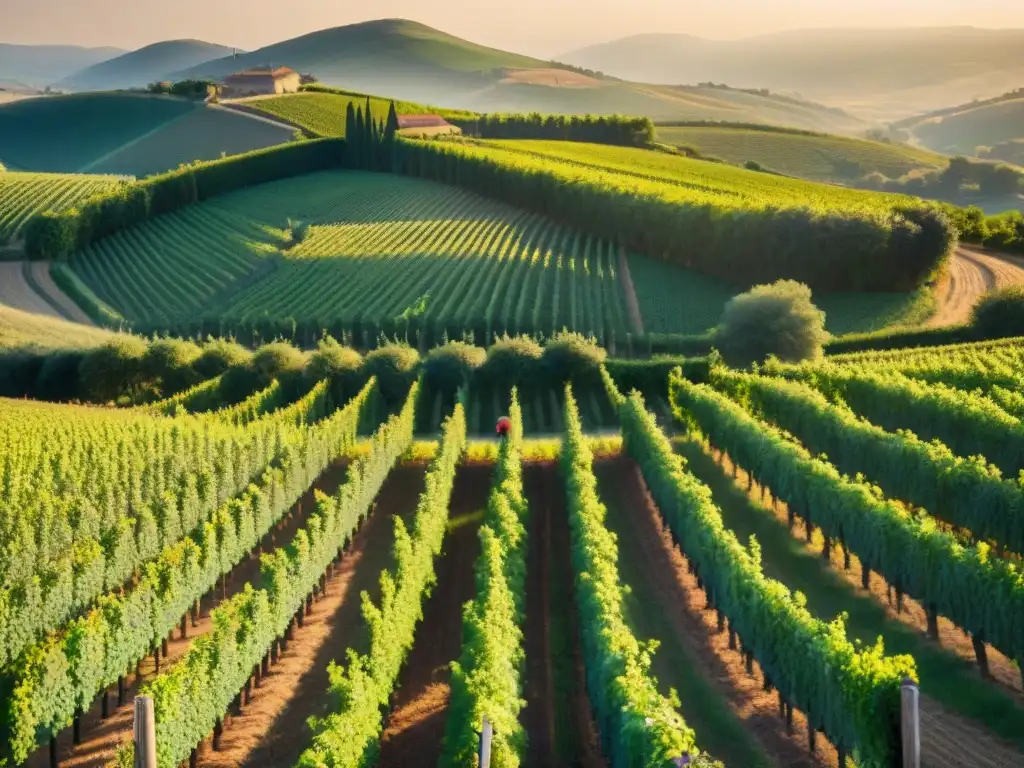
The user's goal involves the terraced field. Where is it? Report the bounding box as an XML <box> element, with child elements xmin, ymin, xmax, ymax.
<box><xmin>69</xmin><ymin>170</ymin><xmax>638</xmax><ymax>343</ymax></box>
<box><xmin>0</xmin><ymin>171</ymin><xmax>124</xmax><ymax>244</ymax></box>
<box><xmin>655</xmin><ymin>125</ymin><xmax>947</xmax><ymax>182</ymax></box>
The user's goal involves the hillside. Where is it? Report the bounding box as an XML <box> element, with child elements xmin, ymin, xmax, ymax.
<box><xmin>656</xmin><ymin>123</ymin><xmax>947</xmax><ymax>183</ymax></box>
<box><xmin>0</xmin><ymin>305</ymin><xmax>114</xmax><ymax>351</ymax></box>
<box><xmin>895</xmin><ymin>91</ymin><xmax>1024</xmax><ymax>156</ymax></box>
<box><xmin>58</xmin><ymin>40</ymin><xmax>237</xmax><ymax>92</ymax></box>
<box><xmin>0</xmin><ymin>43</ymin><xmax>124</xmax><ymax>87</ymax></box>
<box><xmin>562</xmin><ymin>27</ymin><xmax>1024</xmax><ymax>121</ymax></box>
<box><xmin>0</xmin><ymin>94</ymin><xmax>294</xmax><ymax>175</ymax></box>
<box><xmin>0</xmin><ymin>171</ymin><xmax>124</xmax><ymax>244</ymax></box>
<box><xmin>180</xmin><ymin>19</ymin><xmax>863</xmax><ymax>134</ymax></box>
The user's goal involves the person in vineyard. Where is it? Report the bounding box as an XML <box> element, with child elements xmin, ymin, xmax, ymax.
<box><xmin>496</xmin><ymin>415</ymin><xmax>511</xmax><ymax>438</ymax></box>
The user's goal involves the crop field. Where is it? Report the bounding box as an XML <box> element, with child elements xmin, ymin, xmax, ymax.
<box><xmin>0</xmin><ymin>171</ymin><xmax>124</xmax><ymax>244</ymax></box>
<box><xmin>470</xmin><ymin>138</ymin><xmax>920</xmax><ymax>213</ymax></box>
<box><xmin>84</xmin><ymin>106</ymin><xmax>296</xmax><ymax>177</ymax></box>
<box><xmin>655</xmin><ymin>125</ymin><xmax>947</xmax><ymax>182</ymax></box>
<box><xmin>0</xmin><ymin>94</ymin><xmax>195</xmax><ymax>172</ymax></box>
<box><xmin>68</xmin><ymin>170</ymin><xmax>645</xmax><ymax>342</ymax></box>
<box><xmin>3</xmin><ymin>335</ymin><xmax>1024</xmax><ymax>768</ymax></box>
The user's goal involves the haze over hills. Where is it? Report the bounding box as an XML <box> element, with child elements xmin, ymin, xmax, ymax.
<box><xmin>561</xmin><ymin>27</ymin><xmax>1024</xmax><ymax>121</ymax></box>
<box><xmin>891</xmin><ymin>88</ymin><xmax>1024</xmax><ymax>157</ymax></box>
<box><xmin>0</xmin><ymin>44</ymin><xmax>124</xmax><ymax>88</ymax></box>
<box><xmin>58</xmin><ymin>40</ymin><xmax>239</xmax><ymax>92</ymax></box>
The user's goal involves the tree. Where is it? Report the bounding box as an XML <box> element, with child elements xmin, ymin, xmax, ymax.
<box><xmin>385</xmin><ymin>101</ymin><xmax>400</xmax><ymax>139</ymax></box>
<box><xmin>712</xmin><ymin>280</ymin><xmax>828</xmax><ymax>367</ymax></box>
<box><xmin>971</xmin><ymin>285</ymin><xmax>1024</xmax><ymax>337</ymax></box>
<box><xmin>345</xmin><ymin>102</ymin><xmax>357</xmax><ymax>140</ymax></box>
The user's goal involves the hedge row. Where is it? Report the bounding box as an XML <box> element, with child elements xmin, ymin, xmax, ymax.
<box><xmin>563</xmin><ymin>384</ymin><xmax>699</xmax><ymax>766</ymax></box>
<box><xmin>139</xmin><ymin>380</ymin><xmax>417</xmax><ymax>768</ymax></box>
<box><xmin>24</xmin><ymin>139</ymin><xmax>345</xmax><ymax>261</ymax></box>
<box><xmin>613</xmin><ymin>373</ymin><xmax>915</xmax><ymax>768</ymax></box>
<box><xmin>392</xmin><ymin>138</ymin><xmax>956</xmax><ymax>294</ymax></box>
<box><xmin>0</xmin><ymin>381</ymin><xmax>373</xmax><ymax>765</ymax></box>
<box><xmin>715</xmin><ymin>371</ymin><xmax>1024</xmax><ymax>555</ymax></box>
<box><xmin>299</xmin><ymin>392</ymin><xmax>466</xmax><ymax>767</ymax></box>
<box><xmin>669</xmin><ymin>374</ymin><xmax>1024</xmax><ymax>712</ymax></box>
<box><xmin>441</xmin><ymin>389</ymin><xmax>528</xmax><ymax>766</ymax></box>
<box><xmin>449</xmin><ymin>113</ymin><xmax>655</xmax><ymax>147</ymax></box>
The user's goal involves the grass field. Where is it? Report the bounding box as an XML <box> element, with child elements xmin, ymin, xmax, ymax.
<box><xmin>0</xmin><ymin>305</ymin><xmax>115</xmax><ymax>350</ymax></box>
<box><xmin>473</xmin><ymin>139</ymin><xmax>920</xmax><ymax>214</ymax></box>
<box><xmin>0</xmin><ymin>171</ymin><xmax>124</xmax><ymax>244</ymax></box>
<box><xmin>0</xmin><ymin>93</ymin><xmax>195</xmax><ymax>172</ymax></box>
<box><xmin>655</xmin><ymin>124</ymin><xmax>947</xmax><ymax>182</ymax></box>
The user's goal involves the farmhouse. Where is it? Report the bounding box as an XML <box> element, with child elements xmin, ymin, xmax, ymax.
<box><xmin>220</xmin><ymin>67</ymin><xmax>301</xmax><ymax>97</ymax></box>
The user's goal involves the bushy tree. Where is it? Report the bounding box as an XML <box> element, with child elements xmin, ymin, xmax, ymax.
<box><xmin>363</xmin><ymin>343</ymin><xmax>420</xmax><ymax>404</ymax></box>
<box><xmin>193</xmin><ymin>338</ymin><xmax>251</xmax><ymax>379</ymax></box>
<box><xmin>482</xmin><ymin>335</ymin><xmax>543</xmax><ymax>387</ymax></box>
<box><xmin>79</xmin><ymin>336</ymin><xmax>151</xmax><ymax>402</ymax></box>
<box><xmin>712</xmin><ymin>280</ymin><xmax>828</xmax><ymax>367</ymax></box>
<box><xmin>305</xmin><ymin>336</ymin><xmax>364</xmax><ymax>401</ymax></box>
<box><xmin>541</xmin><ymin>331</ymin><xmax>606</xmax><ymax>385</ymax></box>
<box><xmin>143</xmin><ymin>338</ymin><xmax>202</xmax><ymax>396</ymax></box>
<box><xmin>423</xmin><ymin>341</ymin><xmax>486</xmax><ymax>396</ymax></box>
<box><xmin>35</xmin><ymin>350</ymin><xmax>86</xmax><ymax>401</ymax></box>
<box><xmin>971</xmin><ymin>285</ymin><xmax>1024</xmax><ymax>337</ymax></box>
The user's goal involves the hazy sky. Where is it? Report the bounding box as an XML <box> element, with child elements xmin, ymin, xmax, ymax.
<box><xmin>4</xmin><ymin>0</ymin><xmax>1022</xmax><ymax>55</ymax></box>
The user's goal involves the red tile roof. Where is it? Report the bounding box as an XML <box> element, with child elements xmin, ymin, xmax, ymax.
<box><xmin>397</xmin><ymin>114</ymin><xmax>452</xmax><ymax>129</ymax></box>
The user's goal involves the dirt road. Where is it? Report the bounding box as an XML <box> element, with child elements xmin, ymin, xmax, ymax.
<box><xmin>929</xmin><ymin>247</ymin><xmax>1024</xmax><ymax>328</ymax></box>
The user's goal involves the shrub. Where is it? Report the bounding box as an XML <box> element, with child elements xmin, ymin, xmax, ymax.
<box><xmin>712</xmin><ymin>280</ymin><xmax>829</xmax><ymax>367</ymax></box>
<box><xmin>304</xmin><ymin>336</ymin><xmax>363</xmax><ymax>400</ymax></box>
<box><xmin>541</xmin><ymin>331</ymin><xmax>607</xmax><ymax>385</ymax></box>
<box><xmin>193</xmin><ymin>338</ymin><xmax>251</xmax><ymax>379</ymax></box>
<box><xmin>250</xmin><ymin>342</ymin><xmax>308</xmax><ymax>393</ymax></box>
<box><xmin>363</xmin><ymin>343</ymin><xmax>420</xmax><ymax>404</ymax></box>
<box><xmin>971</xmin><ymin>285</ymin><xmax>1024</xmax><ymax>338</ymax></box>
<box><xmin>143</xmin><ymin>338</ymin><xmax>202</xmax><ymax>396</ymax></box>
<box><xmin>423</xmin><ymin>341</ymin><xmax>486</xmax><ymax>396</ymax></box>
<box><xmin>33</xmin><ymin>350</ymin><xmax>86</xmax><ymax>401</ymax></box>
<box><xmin>78</xmin><ymin>336</ymin><xmax>151</xmax><ymax>402</ymax></box>
<box><xmin>481</xmin><ymin>335</ymin><xmax>543</xmax><ymax>387</ymax></box>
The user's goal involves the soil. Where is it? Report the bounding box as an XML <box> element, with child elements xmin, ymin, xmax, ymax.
<box><xmin>208</xmin><ymin>464</ymin><xmax>428</xmax><ymax>768</ymax></box>
<box><xmin>616</xmin><ymin>246</ymin><xmax>645</xmax><ymax>335</ymax></box>
<box><xmin>707</xmin><ymin>444</ymin><xmax>1024</xmax><ymax>768</ymax></box>
<box><xmin>0</xmin><ymin>261</ymin><xmax>62</xmax><ymax>318</ymax></box>
<box><xmin>28</xmin><ymin>262</ymin><xmax>94</xmax><ymax>325</ymax></box>
<box><xmin>27</xmin><ymin>460</ymin><xmax>355</xmax><ymax>768</ymax></box>
<box><xmin>522</xmin><ymin>463</ymin><xmax>605</xmax><ymax>768</ymax></box>
<box><xmin>375</xmin><ymin>464</ymin><xmax>493</xmax><ymax>768</ymax></box>
<box><xmin>596</xmin><ymin>457</ymin><xmax>828</xmax><ymax>768</ymax></box>
<box><xmin>929</xmin><ymin>246</ymin><xmax>1024</xmax><ymax>327</ymax></box>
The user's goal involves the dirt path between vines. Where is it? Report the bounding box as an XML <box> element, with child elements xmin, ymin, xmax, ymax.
<box><xmin>30</xmin><ymin>460</ymin><xmax>354</xmax><ymax>768</ymax></box>
<box><xmin>28</xmin><ymin>262</ymin><xmax>94</xmax><ymax>325</ymax></box>
<box><xmin>929</xmin><ymin>246</ymin><xmax>1024</xmax><ymax>327</ymax></box>
<box><xmin>522</xmin><ymin>464</ymin><xmax>606</xmax><ymax>768</ymax></box>
<box><xmin>208</xmin><ymin>465</ymin><xmax>427</xmax><ymax>768</ymax></box>
<box><xmin>0</xmin><ymin>261</ymin><xmax>62</xmax><ymax>318</ymax></box>
<box><xmin>596</xmin><ymin>458</ymin><xmax>823</xmax><ymax>768</ymax></box>
<box><xmin>376</xmin><ymin>464</ymin><xmax>492</xmax><ymax>768</ymax></box>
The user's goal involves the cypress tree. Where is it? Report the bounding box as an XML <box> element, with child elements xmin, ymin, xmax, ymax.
<box><xmin>354</xmin><ymin>105</ymin><xmax>365</xmax><ymax>168</ymax></box>
<box><xmin>385</xmin><ymin>101</ymin><xmax>400</xmax><ymax>139</ymax></box>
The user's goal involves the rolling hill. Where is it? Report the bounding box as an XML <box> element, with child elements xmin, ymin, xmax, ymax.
<box><xmin>893</xmin><ymin>90</ymin><xmax>1024</xmax><ymax>156</ymax></box>
<box><xmin>0</xmin><ymin>94</ymin><xmax>295</xmax><ymax>175</ymax></box>
<box><xmin>562</xmin><ymin>27</ymin><xmax>1024</xmax><ymax>122</ymax></box>
<box><xmin>0</xmin><ymin>43</ymin><xmax>124</xmax><ymax>88</ymax></box>
<box><xmin>178</xmin><ymin>19</ymin><xmax>864</xmax><ymax>134</ymax></box>
<box><xmin>656</xmin><ymin>124</ymin><xmax>948</xmax><ymax>183</ymax></box>
<box><xmin>58</xmin><ymin>39</ymin><xmax>238</xmax><ymax>92</ymax></box>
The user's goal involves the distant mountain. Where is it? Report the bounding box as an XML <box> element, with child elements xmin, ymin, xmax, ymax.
<box><xmin>174</xmin><ymin>18</ymin><xmax>863</xmax><ymax>134</ymax></box>
<box><xmin>59</xmin><ymin>40</ymin><xmax>238</xmax><ymax>91</ymax></box>
<box><xmin>0</xmin><ymin>44</ymin><xmax>124</xmax><ymax>87</ymax></box>
<box><xmin>561</xmin><ymin>27</ymin><xmax>1024</xmax><ymax>121</ymax></box>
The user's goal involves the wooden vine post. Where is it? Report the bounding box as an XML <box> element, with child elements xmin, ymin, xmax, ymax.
<box><xmin>900</xmin><ymin>677</ymin><xmax>920</xmax><ymax>768</ymax></box>
<box><xmin>133</xmin><ymin>695</ymin><xmax>157</xmax><ymax>768</ymax></box>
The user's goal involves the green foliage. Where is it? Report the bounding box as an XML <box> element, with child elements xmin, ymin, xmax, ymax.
<box><xmin>363</xmin><ymin>343</ymin><xmax>421</xmax><ymax>405</ymax></box>
<box><xmin>394</xmin><ymin>138</ymin><xmax>957</xmax><ymax>293</ymax></box>
<box><xmin>0</xmin><ymin>172</ymin><xmax>123</xmax><ymax>246</ymax></box>
<box><xmin>305</xmin><ymin>336</ymin><xmax>364</xmax><ymax>400</ymax></box>
<box><xmin>301</xmin><ymin>393</ymin><xmax>466</xmax><ymax>767</ymax></box>
<box><xmin>716</xmin><ymin>369</ymin><xmax>1024</xmax><ymax>555</ymax></box>
<box><xmin>619</xmin><ymin>380</ymin><xmax>915</xmax><ymax>767</ymax></box>
<box><xmin>713</xmin><ymin>280</ymin><xmax>829</xmax><ymax>367</ymax></box>
<box><xmin>442</xmin><ymin>390</ymin><xmax>528</xmax><ymax>767</ymax></box>
<box><xmin>78</xmin><ymin>335</ymin><xmax>150</xmax><ymax>402</ymax></box>
<box><xmin>423</xmin><ymin>341</ymin><xmax>486</xmax><ymax>397</ymax></box>
<box><xmin>541</xmin><ymin>331</ymin><xmax>607</xmax><ymax>384</ymax></box>
<box><xmin>0</xmin><ymin>381</ymin><xmax>374</xmax><ymax>763</ymax></box>
<box><xmin>451</xmin><ymin>113</ymin><xmax>654</xmax><ymax>147</ymax></box>
<box><xmin>482</xmin><ymin>335</ymin><xmax>543</xmax><ymax>387</ymax></box>
<box><xmin>971</xmin><ymin>285</ymin><xmax>1024</xmax><ymax>336</ymax></box>
<box><xmin>24</xmin><ymin>139</ymin><xmax>345</xmax><ymax>260</ymax></box>
<box><xmin>194</xmin><ymin>338</ymin><xmax>252</xmax><ymax>379</ymax></box>
<box><xmin>562</xmin><ymin>385</ymin><xmax>697</xmax><ymax>766</ymax></box>
<box><xmin>142</xmin><ymin>338</ymin><xmax>202</xmax><ymax>395</ymax></box>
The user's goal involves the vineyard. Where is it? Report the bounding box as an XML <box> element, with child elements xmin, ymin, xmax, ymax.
<box><xmin>0</xmin><ymin>331</ymin><xmax>1019</xmax><ymax>768</ymax></box>
<box><xmin>0</xmin><ymin>172</ymin><xmax>124</xmax><ymax>244</ymax></box>
<box><xmin>654</xmin><ymin>125</ymin><xmax>947</xmax><ymax>182</ymax></box>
